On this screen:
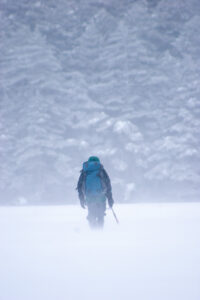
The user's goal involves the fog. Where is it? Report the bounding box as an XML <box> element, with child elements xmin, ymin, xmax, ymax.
<box><xmin>1</xmin><ymin>1</ymin><xmax>200</xmax><ymax>299</ymax></box>
<box><xmin>1</xmin><ymin>0</ymin><xmax>200</xmax><ymax>204</ymax></box>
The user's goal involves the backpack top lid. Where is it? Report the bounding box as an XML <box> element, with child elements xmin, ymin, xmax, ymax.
<box><xmin>83</xmin><ymin>159</ymin><xmax>101</xmax><ymax>173</ymax></box>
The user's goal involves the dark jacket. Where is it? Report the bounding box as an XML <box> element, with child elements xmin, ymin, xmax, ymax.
<box><xmin>77</xmin><ymin>163</ymin><xmax>114</xmax><ymax>207</ymax></box>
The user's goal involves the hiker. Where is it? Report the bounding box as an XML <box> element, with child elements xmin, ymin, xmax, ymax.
<box><xmin>77</xmin><ymin>156</ymin><xmax>114</xmax><ymax>228</ymax></box>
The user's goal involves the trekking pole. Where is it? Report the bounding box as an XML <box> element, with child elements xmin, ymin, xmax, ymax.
<box><xmin>111</xmin><ymin>207</ymin><xmax>119</xmax><ymax>224</ymax></box>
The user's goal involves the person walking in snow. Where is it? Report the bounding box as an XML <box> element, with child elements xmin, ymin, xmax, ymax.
<box><xmin>77</xmin><ymin>156</ymin><xmax>114</xmax><ymax>228</ymax></box>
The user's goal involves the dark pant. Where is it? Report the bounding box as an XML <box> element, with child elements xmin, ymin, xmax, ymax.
<box><xmin>87</xmin><ymin>201</ymin><xmax>106</xmax><ymax>228</ymax></box>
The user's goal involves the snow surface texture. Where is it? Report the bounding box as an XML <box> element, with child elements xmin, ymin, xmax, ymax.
<box><xmin>0</xmin><ymin>0</ymin><xmax>200</xmax><ymax>204</ymax></box>
<box><xmin>0</xmin><ymin>203</ymin><xmax>200</xmax><ymax>300</ymax></box>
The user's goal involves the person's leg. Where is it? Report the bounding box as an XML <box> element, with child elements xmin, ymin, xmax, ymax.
<box><xmin>96</xmin><ymin>201</ymin><xmax>106</xmax><ymax>228</ymax></box>
<box><xmin>87</xmin><ymin>203</ymin><xmax>97</xmax><ymax>228</ymax></box>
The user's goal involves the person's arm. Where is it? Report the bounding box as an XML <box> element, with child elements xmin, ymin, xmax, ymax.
<box><xmin>77</xmin><ymin>171</ymin><xmax>86</xmax><ymax>208</ymax></box>
<box><xmin>101</xmin><ymin>168</ymin><xmax>114</xmax><ymax>207</ymax></box>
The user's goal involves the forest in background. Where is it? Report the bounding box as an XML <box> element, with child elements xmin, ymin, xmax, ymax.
<box><xmin>0</xmin><ymin>0</ymin><xmax>200</xmax><ymax>204</ymax></box>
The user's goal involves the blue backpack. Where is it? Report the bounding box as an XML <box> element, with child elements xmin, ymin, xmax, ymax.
<box><xmin>83</xmin><ymin>161</ymin><xmax>103</xmax><ymax>196</ymax></box>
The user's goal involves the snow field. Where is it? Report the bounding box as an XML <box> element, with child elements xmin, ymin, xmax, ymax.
<box><xmin>0</xmin><ymin>203</ymin><xmax>200</xmax><ymax>300</ymax></box>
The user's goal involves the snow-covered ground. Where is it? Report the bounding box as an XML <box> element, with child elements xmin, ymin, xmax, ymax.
<box><xmin>0</xmin><ymin>203</ymin><xmax>200</xmax><ymax>300</ymax></box>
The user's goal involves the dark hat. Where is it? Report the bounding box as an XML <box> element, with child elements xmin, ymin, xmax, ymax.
<box><xmin>88</xmin><ymin>156</ymin><xmax>100</xmax><ymax>162</ymax></box>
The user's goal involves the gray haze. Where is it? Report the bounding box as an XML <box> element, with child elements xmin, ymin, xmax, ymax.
<box><xmin>0</xmin><ymin>0</ymin><xmax>200</xmax><ymax>205</ymax></box>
